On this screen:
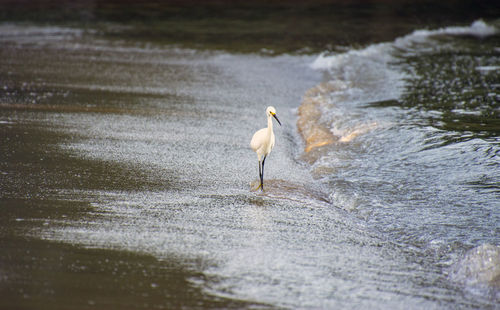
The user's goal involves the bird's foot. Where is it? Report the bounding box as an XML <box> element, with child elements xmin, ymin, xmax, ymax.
<box><xmin>254</xmin><ymin>182</ymin><xmax>264</xmax><ymax>191</ymax></box>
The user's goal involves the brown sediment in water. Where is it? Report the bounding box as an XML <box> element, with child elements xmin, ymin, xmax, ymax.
<box><xmin>297</xmin><ymin>82</ymin><xmax>339</xmax><ymax>153</ymax></box>
<box><xmin>297</xmin><ymin>101</ymin><xmax>336</xmax><ymax>153</ymax></box>
<box><xmin>297</xmin><ymin>82</ymin><xmax>379</xmax><ymax>154</ymax></box>
<box><xmin>339</xmin><ymin>122</ymin><xmax>378</xmax><ymax>143</ymax></box>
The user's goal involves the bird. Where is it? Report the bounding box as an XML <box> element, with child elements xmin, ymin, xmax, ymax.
<box><xmin>250</xmin><ymin>106</ymin><xmax>281</xmax><ymax>191</ymax></box>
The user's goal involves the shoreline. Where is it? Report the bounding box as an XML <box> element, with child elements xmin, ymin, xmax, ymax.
<box><xmin>1</xmin><ymin>6</ymin><xmax>499</xmax><ymax>308</ymax></box>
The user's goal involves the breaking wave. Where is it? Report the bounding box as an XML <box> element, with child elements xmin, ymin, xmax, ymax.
<box><xmin>298</xmin><ymin>20</ymin><xmax>498</xmax><ymax>156</ymax></box>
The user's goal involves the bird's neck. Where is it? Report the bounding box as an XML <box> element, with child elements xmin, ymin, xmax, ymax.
<box><xmin>267</xmin><ymin>115</ymin><xmax>273</xmax><ymax>132</ymax></box>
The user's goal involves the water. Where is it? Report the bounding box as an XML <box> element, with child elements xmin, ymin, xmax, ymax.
<box><xmin>302</xmin><ymin>19</ymin><xmax>500</xmax><ymax>242</ymax></box>
<box><xmin>299</xmin><ymin>21</ymin><xmax>500</xmax><ymax>304</ymax></box>
<box><xmin>1</xmin><ymin>2</ymin><xmax>499</xmax><ymax>309</ymax></box>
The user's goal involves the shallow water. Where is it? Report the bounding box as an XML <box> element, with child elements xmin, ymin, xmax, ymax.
<box><xmin>1</xmin><ymin>2</ymin><xmax>500</xmax><ymax>309</ymax></box>
<box><xmin>299</xmin><ymin>18</ymin><xmax>500</xmax><ymax>304</ymax></box>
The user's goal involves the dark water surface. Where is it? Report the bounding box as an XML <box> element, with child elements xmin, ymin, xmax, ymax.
<box><xmin>1</xmin><ymin>1</ymin><xmax>499</xmax><ymax>309</ymax></box>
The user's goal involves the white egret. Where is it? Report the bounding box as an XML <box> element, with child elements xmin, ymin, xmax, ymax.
<box><xmin>250</xmin><ymin>106</ymin><xmax>281</xmax><ymax>191</ymax></box>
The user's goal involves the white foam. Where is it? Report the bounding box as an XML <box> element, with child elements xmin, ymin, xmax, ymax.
<box><xmin>449</xmin><ymin>244</ymin><xmax>500</xmax><ymax>297</ymax></box>
<box><xmin>312</xmin><ymin>20</ymin><xmax>497</xmax><ymax>72</ymax></box>
<box><xmin>412</xmin><ymin>20</ymin><xmax>497</xmax><ymax>38</ymax></box>
<box><xmin>0</xmin><ymin>24</ymin><xmax>84</xmax><ymax>36</ymax></box>
<box><xmin>476</xmin><ymin>66</ymin><xmax>500</xmax><ymax>72</ymax></box>
<box><xmin>311</xmin><ymin>42</ymin><xmax>390</xmax><ymax>71</ymax></box>
<box><xmin>310</xmin><ymin>40</ymin><xmax>405</xmax><ymax>107</ymax></box>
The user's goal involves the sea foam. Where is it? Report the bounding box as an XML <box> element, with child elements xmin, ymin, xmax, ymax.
<box><xmin>450</xmin><ymin>244</ymin><xmax>500</xmax><ymax>299</ymax></box>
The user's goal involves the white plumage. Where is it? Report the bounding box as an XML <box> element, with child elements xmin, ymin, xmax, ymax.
<box><xmin>250</xmin><ymin>106</ymin><xmax>281</xmax><ymax>191</ymax></box>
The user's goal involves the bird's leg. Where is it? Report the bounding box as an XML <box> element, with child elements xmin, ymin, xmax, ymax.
<box><xmin>260</xmin><ymin>155</ymin><xmax>267</xmax><ymax>191</ymax></box>
<box><xmin>256</xmin><ymin>160</ymin><xmax>263</xmax><ymax>190</ymax></box>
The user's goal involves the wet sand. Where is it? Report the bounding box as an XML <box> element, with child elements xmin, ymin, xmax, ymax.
<box><xmin>0</xmin><ymin>101</ymin><xmax>267</xmax><ymax>309</ymax></box>
<box><xmin>0</xmin><ymin>26</ymin><xmax>322</xmax><ymax>308</ymax></box>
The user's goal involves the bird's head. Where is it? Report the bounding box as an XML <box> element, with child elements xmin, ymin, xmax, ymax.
<box><xmin>266</xmin><ymin>106</ymin><xmax>281</xmax><ymax>126</ymax></box>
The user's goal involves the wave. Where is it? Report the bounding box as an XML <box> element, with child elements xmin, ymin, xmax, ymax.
<box><xmin>311</xmin><ymin>20</ymin><xmax>496</xmax><ymax>71</ymax></box>
<box><xmin>298</xmin><ymin>20</ymin><xmax>498</xmax><ymax>155</ymax></box>
<box><xmin>449</xmin><ymin>244</ymin><xmax>500</xmax><ymax>300</ymax></box>
<box><xmin>297</xmin><ymin>19</ymin><xmax>500</xmax><ymax>303</ymax></box>
<box><xmin>409</xmin><ymin>19</ymin><xmax>497</xmax><ymax>39</ymax></box>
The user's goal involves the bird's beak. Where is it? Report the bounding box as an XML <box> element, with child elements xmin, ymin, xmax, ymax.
<box><xmin>272</xmin><ymin>113</ymin><xmax>282</xmax><ymax>126</ymax></box>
